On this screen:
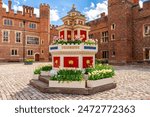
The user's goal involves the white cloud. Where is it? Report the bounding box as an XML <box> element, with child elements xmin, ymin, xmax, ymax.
<box><xmin>2</xmin><ymin>3</ymin><xmax>8</xmax><ymax>11</ymax></box>
<box><xmin>84</xmin><ymin>0</ymin><xmax>108</xmax><ymax>21</ymax></box>
<box><xmin>139</xmin><ymin>0</ymin><xmax>143</xmax><ymax>8</ymax></box>
<box><xmin>50</xmin><ymin>9</ymin><xmax>60</xmax><ymax>21</ymax></box>
<box><xmin>90</xmin><ymin>2</ymin><xmax>95</xmax><ymax>8</ymax></box>
<box><xmin>14</xmin><ymin>0</ymin><xmax>20</xmax><ymax>5</ymax></box>
<box><xmin>34</xmin><ymin>8</ymin><xmax>40</xmax><ymax>17</ymax></box>
<box><xmin>13</xmin><ymin>5</ymin><xmax>23</xmax><ymax>12</ymax></box>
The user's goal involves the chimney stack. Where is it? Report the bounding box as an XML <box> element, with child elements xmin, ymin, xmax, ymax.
<box><xmin>8</xmin><ymin>0</ymin><xmax>12</xmax><ymax>11</ymax></box>
<box><xmin>0</xmin><ymin>0</ymin><xmax>2</xmax><ymax>8</ymax></box>
<box><xmin>133</xmin><ymin>0</ymin><xmax>139</xmax><ymax>4</ymax></box>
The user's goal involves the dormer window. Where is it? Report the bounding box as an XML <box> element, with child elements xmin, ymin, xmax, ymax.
<box><xmin>65</xmin><ymin>21</ymin><xmax>68</xmax><ymax>25</ymax></box>
<box><xmin>72</xmin><ymin>13</ymin><xmax>75</xmax><ymax>16</ymax></box>
<box><xmin>144</xmin><ymin>25</ymin><xmax>150</xmax><ymax>37</ymax></box>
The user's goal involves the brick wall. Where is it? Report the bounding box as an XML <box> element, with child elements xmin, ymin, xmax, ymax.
<box><xmin>87</xmin><ymin>0</ymin><xmax>150</xmax><ymax>64</ymax></box>
<box><xmin>0</xmin><ymin>1</ymin><xmax>50</xmax><ymax>62</ymax></box>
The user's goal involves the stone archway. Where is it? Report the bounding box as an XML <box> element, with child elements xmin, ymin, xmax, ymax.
<box><xmin>35</xmin><ymin>53</ymin><xmax>40</xmax><ymax>61</ymax></box>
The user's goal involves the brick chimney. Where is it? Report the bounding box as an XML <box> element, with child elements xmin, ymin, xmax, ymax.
<box><xmin>8</xmin><ymin>0</ymin><xmax>12</xmax><ymax>11</ymax></box>
<box><xmin>0</xmin><ymin>0</ymin><xmax>2</xmax><ymax>8</ymax></box>
<box><xmin>101</xmin><ymin>12</ymin><xmax>105</xmax><ymax>18</ymax></box>
<box><xmin>133</xmin><ymin>0</ymin><xmax>139</xmax><ymax>4</ymax></box>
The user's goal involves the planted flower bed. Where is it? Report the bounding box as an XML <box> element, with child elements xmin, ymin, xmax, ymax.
<box><xmin>40</xmin><ymin>65</ymin><xmax>52</xmax><ymax>76</ymax></box>
<box><xmin>33</xmin><ymin>65</ymin><xmax>52</xmax><ymax>79</ymax></box>
<box><xmin>50</xmin><ymin>69</ymin><xmax>85</xmax><ymax>88</ymax></box>
<box><xmin>32</xmin><ymin>63</ymin><xmax>116</xmax><ymax>94</ymax></box>
<box><xmin>24</xmin><ymin>59</ymin><xmax>34</xmax><ymax>65</ymax></box>
<box><xmin>85</xmin><ymin>64</ymin><xmax>115</xmax><ymax>88</ymax></box>
<box><xmin>52</xmin><ymin>39</ymin><xmax>97</xmax><ymax>45</ymax></box>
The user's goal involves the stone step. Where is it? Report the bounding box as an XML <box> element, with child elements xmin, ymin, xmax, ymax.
<box><xmin>30</xmin><ymin>79</ymin><xmax>48</xmax><ymax>93</ymax></box>
<box><xmin>30</xmin><ymin>79</ymin><xmax>117</xmax><ymax>95</ymax></box>
<box><xmin>39</xmin><ymin>76</ymin><xmax>49</xmax><ymax>84</ymax></box>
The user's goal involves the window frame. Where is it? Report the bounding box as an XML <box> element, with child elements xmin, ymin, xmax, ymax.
<box><xmin>101</xmin><ymin>31</ymin><xmax>109</xmax><ymax>43</ymax></box>
<box><xmin>143</xmin><ymin>24</ymin><xmax>150</xmax><ymax>37</ymax></box>
<box><xmin>111</xmin><ymin>34</ymin><xmax>115</xmax><ymax>40</ymax></box>
<box><xmin>26</xmin><ymin>35</ymin><xmax>40</xmax><ymax>45</ymax></box>
<box><xmin>2</xmin><ymin>30</ymin><xmax>10</xmax><ymax>43</ymax></box>
<box><xmin>3</xmin><ymin>18</ymin><xmax>13</xmax><ymax>26</ymax></box>
<box><xmin>29</xmin><ymin>22</ymin><xmax>37</xmax><ymax>29</ymax></box>
<box><xmin>19</xmin><ymin>22</ymin><xmax>24</xmax><ymax>28</ymax></box>
<box><xmin>15</xmin><ymin>31</ymin><xmax>22</xmax><ymax>43</ymax></box>
<box><xmin>27</xmin><ymin>50</ymin><xmax>34</xmax><ymax>56</ymax></box>
<box><xmin>10</xmin><ymin>48</ymin><xmax>19</xmax><ymax>56</ymax></box>
<box><xmin>111</xmin><ymin>23</ymin><xmax>116</xmax><ymax>30</ymax></box>
<box><xmin>102</xmin><ymin>50</ymin><xmax>109</xmax><ymax>59</ymax></box>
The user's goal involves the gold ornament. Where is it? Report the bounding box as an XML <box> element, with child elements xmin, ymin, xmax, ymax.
<box><xmin>86</xmin><ymin>60</ymin><xmax>90</xmax><ymax>64</ymax></box>
<box><xmin>69</xmin><ymin>60</ymin><xmax>74</xmax><ymax>65</ymax></box>
<box><xmin>55</xmin><ymin>60</ymin><xmax>58</xmax><ymax>64</ymax></box>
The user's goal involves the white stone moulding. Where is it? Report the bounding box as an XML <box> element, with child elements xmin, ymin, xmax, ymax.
<box><xmin>49</xmin><ymin>80</ymin><xmax>86</xmax><ymax>88</ymax></box>
<box><xmin>49</xmin><ymin>44</ymin><xmax>98</xmax><ymax>53</ymax></box>
<box><xmin>33</xmin><ymin>74</ymin><xmax>39</xmax><ymax>79</ymax></box>
<box><xmin>87</xmin><ymin>78</ymin><xmax>114</xmax><ymax>88</ymax></box>
<box><xmin>40</xmin><ymin>71</ymin><xmax>50</xmax><ymax>76</ymax></box>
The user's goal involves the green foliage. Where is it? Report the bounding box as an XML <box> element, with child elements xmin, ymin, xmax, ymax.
<box><xmin>85</xmin><ymin>67</ymin><xmax>94</xmax><ymax>74</ymax></box>
<box><xmin>88</xmin><ymin>69</ymin><xmax>115</xmax><ymax>80</ymax></box>
<box><xmin>95</xmin><ymin>59</ymin><xmax>101</xmax><ymax>65</ymax></box>
<box><xmin>34</xmin><ymin>68</ymin><xmax>42</xmax><ymax>74</ymax></box>
<box><xmin>41</xmin><ymin>65</ymin><xmax>52</xmax><ymax>71</ymax></box>
<box><xmin>51</xmin><ymin>69</ymin><xmax>83</xmax><ymax>82</ymax></box>
<box><xmin>84</xmin><ymin>39</ymin><xmax>96</xmax><ymax>45</ymax></box>
<box><xmin>34</xmin><ymin>65</ymin><xmax>52</xmax><ymax>74</ymax></box>
<box><xmin>53</xmin><ymin>40</ymin><xmax>82</xmax><ymax>45</ymax></box>
<box><xmin>85</xmin><ymin>64</ymin><xmax>115</xmax><ymax>80</ymax></box>
<box><xmin>24</xmin><ymin>59</ymin><xmax>34</xmax><ymax>62</ymax></box>
<box><xmin>95</xmin><ymin>59</ymin><xmax>108</xmax><ymax>65</ymax></box>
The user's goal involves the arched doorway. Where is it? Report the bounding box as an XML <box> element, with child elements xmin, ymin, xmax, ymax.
<box><xmin>35</xmin><ymin>53</ymin><xmax>40</xmax><ymax>61</ymax></box>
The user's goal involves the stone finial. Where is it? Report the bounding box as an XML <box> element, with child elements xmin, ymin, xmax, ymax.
<box><xmin>72</xmin><ymin>4</ymin><xmax>76</xmax><ymax>9</ymax></box>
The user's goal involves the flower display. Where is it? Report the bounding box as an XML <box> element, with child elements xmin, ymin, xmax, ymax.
<box><xmin>84</xmin><ymin>39</ymin><xmax>96</xmax><ymax>45</ymax></box>
<box><xmin>52</xmin><ymin>38</ymin><xmax>97</xmax><ymax>45</ymax></box>
<box><xmin>88</xmin><ymin>68</ymin><xmax>114</xmax><ymax>80</ymax></box>
<box><xmin>85</xmin><ymin>64</ymin><xmax>115</xmax><ymax>80</ymax></box>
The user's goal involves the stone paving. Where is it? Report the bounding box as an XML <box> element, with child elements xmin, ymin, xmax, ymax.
<box><xmin>0</xmin><ymin>62</ymin><xmax>150</xmax><ymax>100</ymax></box>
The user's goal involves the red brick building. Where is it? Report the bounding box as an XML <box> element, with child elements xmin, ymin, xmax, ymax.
<box><xmin>50</xmin><ymin>25</ymin><xmax>58</xmax><ymax>44</ymax></box>
<box><xmin>0</xmin><ymin>0</ymin><xmax>50</xmax><ymax>62</ymax></box>
<box><xmin>87</xmin><ymin>0</ymin><xmax>150</xmax><ymax>64</ymax></box>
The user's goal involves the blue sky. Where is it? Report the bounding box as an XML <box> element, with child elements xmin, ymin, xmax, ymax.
<box><xmin>2</xmin><ymin>0</ymin><xmax>147</xmax><ymax>25</ymax></box>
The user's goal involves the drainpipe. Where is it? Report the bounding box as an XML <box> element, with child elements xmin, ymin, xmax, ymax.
<box><xmin>23</xmin><ymin>20</ymin><xmax>26</xmax><ymax>62</ymax></box>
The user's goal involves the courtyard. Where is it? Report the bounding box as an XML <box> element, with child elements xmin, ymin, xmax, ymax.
<box><xmin>0</xmin><ymin>62</ymin><xmax>150</xmax><ymax>100</ymax></box>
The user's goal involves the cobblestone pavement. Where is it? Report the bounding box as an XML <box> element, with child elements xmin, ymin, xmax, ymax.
<box><xmin>0</xmin><ymin>62</ymin><xmax>150</xmax><ymax>100</ymax></box>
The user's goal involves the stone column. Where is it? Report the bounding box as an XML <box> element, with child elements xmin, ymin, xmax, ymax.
<box><xmin>60</xmin><ymin>55</ymin><xmax>64</xmax><ymax>68</ymax></box>
<box><xmin>77</xmin><ymin>29</ymin><xmax>80</xmax><ymax>38</ymax></box>
<box><xmin>79</xmin><ymin>55</ymin><xmax>82</xmax><ymax>69</ymax></box>
<box><xmin>64</xmin><ymin>29</ymin><xmax>67</xmax><ymax>40</ymax></box>
<box><xmin>86</xmin><ymin>31</ymin><xmax>89</xmax><ymax>40</ymax></box>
